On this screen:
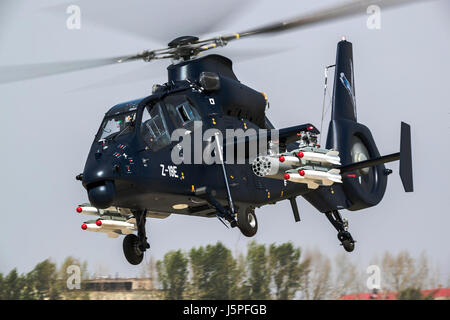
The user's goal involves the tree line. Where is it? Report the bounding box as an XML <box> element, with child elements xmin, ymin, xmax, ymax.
<box><xmin>0</xmin><ymin>242</ymin><xmax>445</xmax><ymax>300</ymax></box>
<box><xmin>0</xmin><ymin>257</ymin><xmax>89</xmax><ymax>300</ymax></box>
<box><xmin>151</xmin><ymin>241</ymin><xmax>444</xmax><ymax>300</ymax></box>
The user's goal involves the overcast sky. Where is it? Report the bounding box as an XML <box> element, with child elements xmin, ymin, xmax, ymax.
<box><xmin>0</xmin><ymin>0</ymin><xmax>449</xmax><ymax>283</ymax></box>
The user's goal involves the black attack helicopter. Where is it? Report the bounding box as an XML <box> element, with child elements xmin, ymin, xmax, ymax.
<box><xmin>3</xmin><ymin>0</ymin><xmax>418</xmax><ymax>265</ymax></box>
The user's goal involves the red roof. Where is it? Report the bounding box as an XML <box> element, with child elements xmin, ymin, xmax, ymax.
<box><xmin>338</xmin><ymin>288</ymin><xmax>450</xmax><ymax>300</ymax></box>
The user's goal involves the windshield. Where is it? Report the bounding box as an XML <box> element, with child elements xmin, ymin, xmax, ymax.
<box><xmin>97</xmin><ymin>111</ymin><xmax>136</xmax><ymax>140</ymax></box>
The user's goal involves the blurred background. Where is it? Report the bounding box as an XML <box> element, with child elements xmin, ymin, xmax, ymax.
<box><xmin>0</xmin><ymin>0</ymin><xmax>449</xmax><ymax>297</ymax></box>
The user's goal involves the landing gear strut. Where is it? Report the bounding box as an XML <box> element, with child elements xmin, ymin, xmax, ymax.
<box><xmin>123</xmin><ymin>209</ymin><xmax>149</xmax><ymax>265</ymax></box>
<box><xmin>325</xmin><ymin>210</ymin><xmax>355</xmax><ymax>252</ymax></box>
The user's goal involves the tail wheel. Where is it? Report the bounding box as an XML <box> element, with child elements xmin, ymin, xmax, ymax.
<box><xmin>338</xmin><ymin>231</ymin><xmax>355</xmax><ymax>252</ymax></box>
<box><xmin>123</xmin><ymin>234</ymin><xmax>144</xmax><ymax>265</ymax></box>
<box><xmin>342</xmin><ymin>240</ymin><xmax>355</xmax><ymax>252</ymax></box>
<box><xmin>237</xmin><ymin>207</ymin><xmax>258</xmax><ymax>237</ymax></box>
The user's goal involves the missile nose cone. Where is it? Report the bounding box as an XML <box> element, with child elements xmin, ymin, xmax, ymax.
<box><xmin>88</xmin><ymin>180</ymin><xmax>115</xmax><ymax>209</ymax></box>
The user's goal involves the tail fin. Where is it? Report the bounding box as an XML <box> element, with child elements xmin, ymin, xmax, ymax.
<box><xmin>400</xmin><ymin>122</ymin><xmax>413</xmax><ymax>192</ymax></box>
<box><xmin>332</xmin><ymin>39</ymin><xmax>357</xmax><ymax>122</ymax></box>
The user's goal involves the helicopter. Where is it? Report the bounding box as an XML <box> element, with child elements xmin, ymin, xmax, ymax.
<box><xmin>1</xmin><ymin>0</ymin><xmax>418</xmax><ymax>265</ymax></box>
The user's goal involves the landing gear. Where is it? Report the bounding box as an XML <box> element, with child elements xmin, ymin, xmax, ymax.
<box><xmin>325</xmin><ymin>210</ymin><xmax>355</xmax><ymax>252</ymax></box>
<box><xmin>123</xmin><ymin>209</ymin><xmax>149</xmax><ymax>265</ymax></box>
<box><xmin>196</xmin><ymin>187</ymin><xmax>238</xmax><ymax>228</ymax></box>
<box><xmin>338</xmin><ymin>231</ymin><xmax>355</xmax><ymax>252</ymax></box>
<box><xmin>237</xmin><ymin>207</ymin><xmax>258</xmax><ymax>237</ymax></box>
<box><xmin>123</xmin><ymin>234</ymin><xmax>143</xmax><ymax>265</ymax></box>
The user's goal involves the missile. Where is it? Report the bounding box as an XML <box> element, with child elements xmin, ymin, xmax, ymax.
<box><xmin>76</xmin><ymin>205</ymin><xmax>99</xmax><ymax>216</ymax></box>
<box><xmin>280</xmin><ymin>149</ymin><xmax>341</xmax><ymax>166</ymax></box>
<box><xmin>297</xmin><ymin>150</ymin><xmax>341</xmax><ymax>165</ymax></box>
<box><xmin>76</xmin><ymin>203</ymin><xmax>125</xmax><ymax>217</ymax></box>
<box><xmin>284</xmin><ymin>168</ymin><xmax>342</xmax><ymax>189</ymax></box>
<box><xmin>278</xmin><ymin>155</ymin><xmax>301</xmax><ymax>166</ymax></box>
<box><xmin>81</xmin><ymin>218</ymin><xmax>136</xmax><ymax>238</ymax></box>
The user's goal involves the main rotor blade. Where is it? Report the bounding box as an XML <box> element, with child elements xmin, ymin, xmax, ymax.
<box><xmin>232</xmin><ymin>0</ymin><xmax>426</xmax><ymax>40</ymax></box>
<box><xmin>70</xmin><ymin>62</ymin><xmax>166</xmax><ymax>93</ymax></box>
<box><xmin>0</xmin><ymin>53</ymin><xmax>146</xmax><ymax>84</ymax></box>
<box><xmin>46</xmin><ymin>0</ymin><xmax>255</xmax><ymax>44</ymax></box>
<box><xmin>72</xmin><ymin>46</ymin><xmax>293</xmax><ymax>91</ymax></box>
<box><xmin>213</xmin><ymin>45</ymin><xmax>296</xmax><ymax>62</ymax></box>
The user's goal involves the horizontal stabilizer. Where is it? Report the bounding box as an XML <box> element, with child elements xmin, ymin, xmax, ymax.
<box><xmin>338</xmin><ymin>153</ymin><xmax>400</xmax><ymax>173</ymax></box>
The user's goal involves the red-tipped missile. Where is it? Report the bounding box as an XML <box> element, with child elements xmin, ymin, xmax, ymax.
<box><xmin>80</xmin><ymin>220</ymin><xmax>136</xmax><ymax>238</ymax></box>
<box><xmin>284</xmin><ymin>168</ymin><xmax>342</xmax><ymax>189</ymax></box>
<box><xmin>298</xmin><ymin>150</ymin><xmax>341</xmax><ymax>165</ymax></box>
<box><xmin>76</xmin><ymin>205</ymin><xmax>99</xmax><ymax>216</ymax></box>
<box><xmin>76</xmin><ymin>204</ymin><xmax>123</xmax><ymax>217</ymax></box>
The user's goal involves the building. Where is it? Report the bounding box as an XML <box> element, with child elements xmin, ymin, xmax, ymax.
<box><xmin>84</xmin><ymin>277</ymin><xmax>153</xmax><ymax>292</ymax></box>
<box><xmin>339</xmin><ymin>288</ymin><xmax>450</xmax><ymax>300</ymax></box>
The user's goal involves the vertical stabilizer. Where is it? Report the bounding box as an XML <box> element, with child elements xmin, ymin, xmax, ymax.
<box><xmin>332</xmin><ymin>39</ymin><xmax>357</xmax><ymax>122</ymax></box>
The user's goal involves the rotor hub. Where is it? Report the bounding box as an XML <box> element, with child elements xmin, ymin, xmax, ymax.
<box><xmin>168</xmin><ymin>36</ymin><xmax>199</xmax><ymax>48</ymax></box>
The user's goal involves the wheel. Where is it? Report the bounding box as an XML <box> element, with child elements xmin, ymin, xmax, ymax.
<box><xmin>338</xmin><ymin>231</ymin><xmax>355</xmax><ymax>252</ymax></box>
<box><xmin>342</xmin><ymin>240</ymin><xmax>355</xmax><ymax>252</ymax></box>
<box><xmin>237</xmin><ymin>207</ymin><xmax>258</xmax><ymax>237</ymax></box>
<box><xmin>123</xmin><ymin>234</ymin><xmax>144</xmax><ymax>265</ymax></box>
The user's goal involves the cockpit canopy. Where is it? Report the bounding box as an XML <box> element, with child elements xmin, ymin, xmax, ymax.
<box><xmin>96</xmin><ymin>98</ymin><xmax>142</xmax><ymax>141</ymax></box>
<box><xmin>95</xmin><ymin>70</ymin><xmax>271</xmax><ymax>151</ymax></box>
<box><xmin>97</xmin><ymin>111</ymin><xmax>136</xmax><ymax>140</ymax></box>
<box><xmin>96</xmin><ymin>94</ymin><xmax>203</xmax><ymax>152</ymax></box>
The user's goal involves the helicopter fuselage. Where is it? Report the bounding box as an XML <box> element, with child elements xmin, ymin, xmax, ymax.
<box><xmin>81</xmin><ymin>69</ymin><xmax>311</xmax><ymax>219</ymax></box>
